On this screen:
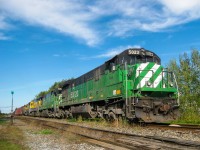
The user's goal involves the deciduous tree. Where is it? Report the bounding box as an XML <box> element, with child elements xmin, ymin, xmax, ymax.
<box><xmin>167</xmin><ymin>50</ymin><xmax>200</xmax><ymax>123</ymax></box>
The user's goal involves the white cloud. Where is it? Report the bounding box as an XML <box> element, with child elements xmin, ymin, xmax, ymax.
<box><xmin>161</xmin><ymin>0</ymin><xmax>200</xmax><ymax>16</ymax></box>
<box><xmin>96</xmin><ymin>45</ymin><xmax>141</xmax><ymax>58</ymax></box>
<box><xmin>0</xmin><ymin>32</ymin><xmax>10</xmax><ymax>40</ymax></box>
<box><xmin>92</xmin><ymin>0</ymin><xmax>200</xmax><ymax>36</ymax></box>
<box><xmin>0</xmin><ymin>15</ymin><xmax>11</xmax><ymax>30</ymax></box>
<box><xmin>0</xmin><ymin>0</ymin><xmax>200</xmax><ymax>45</ymax></box>
<box><xmin>0</xmin><ymin>0</ymin><xmax>99</xmax><ymax>46</ymax></box>
<box><xmin>53</xmin><ymin>53</ymin><xmax>69</xmax><ymax>57</ymax></box>
<box><xmin>80</xmin><ymin>45</ymin><xmax>141</xmax><ymax>60</ymax></box>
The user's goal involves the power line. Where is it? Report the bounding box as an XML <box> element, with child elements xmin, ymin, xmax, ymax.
<box><xmin>0</xmin><ymin>106</ymin><xmax>11</xmax><ymax>108</ymax></box>
<box><xmin>0</xmin><ymin>106</ymin><xmax>17</xmax><ymax>108</ymax></box>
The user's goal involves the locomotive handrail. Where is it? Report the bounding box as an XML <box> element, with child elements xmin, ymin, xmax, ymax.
<box><xmin>125</xmin><ymin>62</ymin><xmax>128</xmax><ymax>117</ymax></box>
<box><xmin>173</xmin><ymin>72</ymin><xmax>180</xmax><ymax>106</ymax></box>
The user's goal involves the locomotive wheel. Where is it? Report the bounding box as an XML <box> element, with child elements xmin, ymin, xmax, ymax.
<box><xmin>57</xmin><ymin>110</ymin><xmax>65</xmax><ymax>119</ymax></box>
<box><xmin>108</xmin><ymin>112</ymin><xmax>117</xmax><ymax>121</ymax></box>
<box><xmin>60</xmin><ymin>111</ymin><xmax>65</xmax><ymax>119</ymax></box>
<box><xmin>97</xmin><ymin>112</ymin><xmax>104</xmax><ymax>119</ymax></box>
<box><xmin>89</xmin><ymin>111</ymin><xmax>97</xmax><ymax>118</ymax></box>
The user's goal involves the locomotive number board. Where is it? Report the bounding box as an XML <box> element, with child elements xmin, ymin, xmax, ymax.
<box><xmin>128</xmin><ymin>49</ymin><xmax>153</xmax><ymax>57</ymax></box>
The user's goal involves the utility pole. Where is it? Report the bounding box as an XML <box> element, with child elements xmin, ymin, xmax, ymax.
<box><xmin>11</xmin><ymin>91</ymin><xmax>14</xmax><ymax>125</ymax></box>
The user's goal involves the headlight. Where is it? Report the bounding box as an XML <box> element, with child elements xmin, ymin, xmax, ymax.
<box><xmin>170</xmin><ymin>83</ymin><xmax>173</xmax><ymax>87</ymax></box>
<box><xmin>147</xmin><ymin>81</ymin><xmax>151</xmax><ymax>86</ymax></box>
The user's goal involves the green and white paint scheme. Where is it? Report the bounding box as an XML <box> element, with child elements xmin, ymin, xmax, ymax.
<box><xmin>133</xmin><ymin>62</ymin><xmax>177</xmax><ymax>90</ymax></box>
<box><xmin>25</xmin><ymin>48</ymin><xmax>179</xmax><ymax>123</ymax></box>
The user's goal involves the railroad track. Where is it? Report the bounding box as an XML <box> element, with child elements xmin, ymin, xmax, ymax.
<box><xmin>146</xmin><ymin>123</ymin><xmax>200</xmax><ymax>132</ymax></box>
<box><xmin>17</xmin><ymin>116</ymin><xmax>200</xmax><ymax>150</ymax></box>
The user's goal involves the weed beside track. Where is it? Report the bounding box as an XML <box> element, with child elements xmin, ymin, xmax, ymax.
<box><xmin>0</xmin><ymin>117</ymin><xmax>28</xmax><ymax>150</ymax></box>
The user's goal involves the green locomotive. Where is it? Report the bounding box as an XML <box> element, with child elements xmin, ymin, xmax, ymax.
<box><xmin>23</xmin><ymin>48</ymin><xmax>179</xmax><ymax>123</ymax></box>
<box><xmin>57</xmin><ymin>48</ymin><xmax>179</xmax><ymax>122</ymax></box>
<box><xmin>39</xmin><ymin>90</ymin><xmax>63</xmax><ymax>118</ymax></box>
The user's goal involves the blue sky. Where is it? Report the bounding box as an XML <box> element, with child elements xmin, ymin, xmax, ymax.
<box><xmin>1</xmin><ymin>0</ymin><xmax>200</xmax><ymax>113</ymax></box>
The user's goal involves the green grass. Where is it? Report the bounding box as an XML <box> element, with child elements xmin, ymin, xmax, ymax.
<box><xmin>171</xmin><ymin>107</ymin><xmax>200</xmax><ymax>125</ymax></box>
<box><xmin>0</xmin><ymin>139</ymin><xmax>23</xmax><ymax>150</ymax></box>
<box><xmin>0</xmin><ymin>119</ymin><xmax>27</xmax><ymax>150</ymax></box>
<box><xmin>35</xmin><ymin>129</ymin><xmax>53</xmax><ymax>135</ymax></box>
<box><xmin>172</xmin><ymin>115</ymin><xmax>200</xmax><ymax>125</ymax></box>
<box><xmin>0</xmin><ymin>118</ymin><xmax>7</xmax><ymax>125</ymax></box>
<box><xmin>66</xmin><ymin>116</ymin><xmax>132</xmax><ymax>128</ymax></box>
<box><xmin>0</xmin><ymin>114</ymin><xmax>4</xmax><ymax>118</ymax></box>
<box><xmin>66</xmin><ymin>118</ymin><xmax>78</xmax><ymax>122</ymax></box>
<box><xmin>77</xmin><ymin>115</ymin><xmax>83</xmax><ymax>123</ymax></box>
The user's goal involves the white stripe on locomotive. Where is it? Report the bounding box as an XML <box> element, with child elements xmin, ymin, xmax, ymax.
<box><xmin>153</xmin><ymin>72</ymin><xmax>163</xmax><ymax>88</ymax></box>
<box><xmin>136</xmin><ymin>62</ymin><xmax>149</xmax><ymax>78</ymax></box>
<box><xmin>137</xmin><ymin>64</ymin><xmax>160</xmax><ymax>88</ymax></box>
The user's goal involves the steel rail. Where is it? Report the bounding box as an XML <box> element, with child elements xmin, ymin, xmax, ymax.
<box><xmin>146</xmin><ymin>123</ymin><xmax>200</xmax><ymax>131</ymax></box>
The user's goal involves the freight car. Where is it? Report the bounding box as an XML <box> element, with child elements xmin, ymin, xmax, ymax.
<box><xmin>23</xmin><ymin>48</ymin><xmax>180</xmax><ymax>123</ymax></box>
<box><xmin>14</xmin><ymin>107</ymin><xmax>23</xmax><ymax>116</ymax></box>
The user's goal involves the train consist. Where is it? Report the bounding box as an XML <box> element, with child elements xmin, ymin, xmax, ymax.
<box><xmin>15</xmin><ymin>48</ymin><xmax>179</xmax><ymax>122</ymax></box>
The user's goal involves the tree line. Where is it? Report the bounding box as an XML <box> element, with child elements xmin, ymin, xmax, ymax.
<box><xmin>35</xmin><ymin>80</ymin><xmax>66</xmax><ymax>99</ymax></box>
<box><xmin>167</xmin><ymin>49</ymin><xmax>200</xmax><ymax>123</ymax></box>
<box><xmin>35</xmin><ymin>77</ymin><xmax>75</xmax><ymax>99</ymax></box>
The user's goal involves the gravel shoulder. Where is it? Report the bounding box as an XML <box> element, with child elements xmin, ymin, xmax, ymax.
<box><xmin>14</xmin><ymin>119</ymin><xmax>104</xmax><ymax>150</ymax></box>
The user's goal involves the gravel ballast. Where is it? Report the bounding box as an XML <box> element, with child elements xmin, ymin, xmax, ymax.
<box><xmin>14</xmin><ymin>119</ymin><xmax>104</xmax><ymax>150</ymax></box>
<box><xmin>15</xmin><ymin>117</ymin><xmax>200</xmax><ymax>149</ymax></box>
<box><xmin>63</xmin><ymin>120</ymin><xmax>200</xmax><ymax>143</ymax></box>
